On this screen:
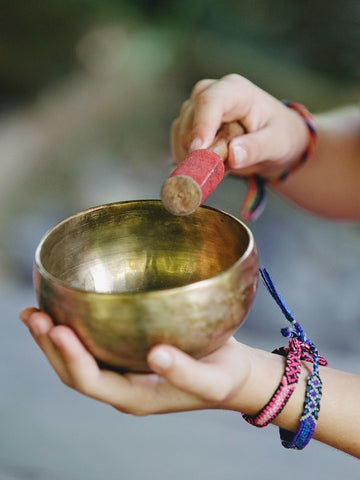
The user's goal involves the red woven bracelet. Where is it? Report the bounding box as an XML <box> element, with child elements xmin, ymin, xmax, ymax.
<box><xmin>276</xmin><ymin>101</ymin><xmax>317</xmax><ymax>181</ymax></box>
<box><xmin>240</xmin><ymin>101</ymin><xmax>317</xmax><ymax>221</ymax></box>
<box><xmin>242</xmin><ymin>338</ymin><xmax>302</xmax><ymax>427</ymax></box>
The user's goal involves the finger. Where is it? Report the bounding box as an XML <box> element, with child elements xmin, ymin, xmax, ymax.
<box><xmin>26</xmin><ymin>312</ymin><xmax>72</xmax><ymax>384</ymax></box>
<box><xmin>227</xmin><ymin>127</ymin><xmax>291</xmax><ymax>176</ymax></box>
<box><xmin>178</xmin><ymin>101</ymin><xmax>198</xmax><ymax>153</ymax></box>
<box><xmin>147</xmin><ymin>344</ymin><xmax>235</xmax><ymax>405</ymax></box>
<box><xmin>47</xmin><ymin>327</ymin><xmax>160</xmax><ymax>408</ymax></box>
<box><xmin>48</xmin><ymin>328</ymin><xmax>204</xmax><ymax>414</ymax></box>
<box><xmin>19</xmin><ymin>306</ymin><xmax>39</xmax><ymax>325</ymax></box>
<box><xmin>48</xmin><ymin>325</ymin><xmax>105</xmax><ymax>394</ymax></box>
<box><xmin>172</xmin><ymin>80</ymin><xmax>216</xmax><ymax>157</ymax></box>
<box><xmin>29</xmin><ymin>319</ymin><xmax>139</xmax><ymax>409</ymax></box>
<box><xmin>171</xmin><ymin>79</ymin><xmax>223</xmax><ymax>158</ymax></box>
<box><xmin>189</xmin><ymin>74</ymin><xmax>255</xmax><ymax>149</ymax></box>
<box><xmin>189</xmin><ymin>78</ymin><xmax>216</xmax><ymax>100</ymax></box>
<box><xmin>170</xmin><ymin>98</ymin><xmax>197</xmax><ymax>159</ymax></box>
<box><xmin>170</xmin><ymin>118</ymin><xmax>187</xmax><ymax>163</ymax></box>
<box><xmin>190</xmin><ymin>88</ymin><xmax>225</xmax><ymax>150</ymax></box>
<box><xmin>21</xmin><ymin>312</ymin><xmax>217</xmax><ymax>415</ymax></box>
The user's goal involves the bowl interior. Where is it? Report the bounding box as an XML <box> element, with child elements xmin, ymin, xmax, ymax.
<box><xmin>36</xmin><ymin>201</ymin><xmax>251</xmax><ymax>294</ymax></box>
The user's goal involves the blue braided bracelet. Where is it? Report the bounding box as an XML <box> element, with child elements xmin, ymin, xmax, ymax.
<box><xmin>278</xmin><ymin>338</ymin><xmax>326</xmax><ymax>449</ymax></box>
<box><xmin>280</xmin><ymin>371</ymin><xmax>323</xmax><ymax>449</ymax></box>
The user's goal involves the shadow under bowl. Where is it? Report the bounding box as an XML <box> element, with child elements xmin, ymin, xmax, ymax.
<box><xmin>33</xmin><ymin>200</ymin><xmax>258</xmax><ymax>371</ymax></box>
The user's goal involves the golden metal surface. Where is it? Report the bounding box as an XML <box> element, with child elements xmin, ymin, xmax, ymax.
<box><xmin>34</xmin><ymin>200</ymin><xmax>258</xmax><ymax>371</ymax></box>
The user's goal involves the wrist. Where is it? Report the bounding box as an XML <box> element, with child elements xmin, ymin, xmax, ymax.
<box><xmin>224</xmin><ymin>345</ymin><xmax>286</xmax><ymax>415</ymax></box>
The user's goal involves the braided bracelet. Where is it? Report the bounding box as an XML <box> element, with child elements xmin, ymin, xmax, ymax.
<box><xmin>276</xmin><ymin>101</ymin><xmax>317</xmax><ymax>182</ymax></box>
<box><xmin>274</xmin><ymin>342</ymin><xmax>327</xmax><ymax>450</ymax></box>
<box><xmin>240</xmin><ymin>101</ymin><xmax>317</xmax><ymax>222</ymax></box>
<box><xmin>243</xmin><ymin>338</ymin><xmax>302</xmax><ymax>427</ymax></box>
<box><xmin>243</xmin><ymin>269</ymin><xmax>328</xmax><ymax>450</ymax></box>
<box><xmin>279</xmin><ymin>341</ymin><xmax>327</xmax><ymax>449</ymax></box>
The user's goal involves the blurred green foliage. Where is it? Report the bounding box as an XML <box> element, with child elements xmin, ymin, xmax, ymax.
<box><xmin>1</xmin><ymin>0</ymin><xmax>359</xmax><ymax>103</ymax></box>
<box><xmin>131</xmin><ymin>0</ymin><xmax>360</xmax><ymax>85</ymax></box>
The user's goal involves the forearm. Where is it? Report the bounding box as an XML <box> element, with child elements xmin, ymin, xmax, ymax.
<box><xmin>229</xmin><ymin>346</ymin><xmax>360</xmax><ymax>457</ymax></box>
<box><xmin>274</xmin><ymin>105</ymin><xmax>360</xmax><ymax>220</ymax></box>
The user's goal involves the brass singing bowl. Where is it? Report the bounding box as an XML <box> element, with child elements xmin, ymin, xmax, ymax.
<box><xmin>33</xmin><ymin>200</ymin><xmax>258</xmax><ymax>372</ymax></box>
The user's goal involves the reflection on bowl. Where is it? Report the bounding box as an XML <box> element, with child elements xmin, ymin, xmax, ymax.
<box><xmin>33</xmin><ymin>200</ymin><xmax>258</xmax><ymax>371</ymax></box>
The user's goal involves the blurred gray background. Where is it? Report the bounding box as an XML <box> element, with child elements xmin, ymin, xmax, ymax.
<box><xmin>0</xmin><ymin>1</ymin><xmax>359</xmax><ymax>478</ymax></box>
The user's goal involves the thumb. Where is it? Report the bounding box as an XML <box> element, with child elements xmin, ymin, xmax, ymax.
<box><xmin>147</xmin><ymin>345</ymin><xmax>233</xmax><ymax>405</ymax></box>
<box><xmin>228</xmin><ymin>129</ymin><xmax>276</xmax><ymax>170</ymax></box>
<box><xmin>227</xmin><ymin>124</ymin><xmax>295</xmax><ymax>179</ymax></box>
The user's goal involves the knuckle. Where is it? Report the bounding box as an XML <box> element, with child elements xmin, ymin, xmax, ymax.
<box><xmin>191</xmin><ymin>78</ymin><xmax>214</xmax><ymax>98</ymax></box>
<box><xmin>194</xmin><ymin>90</ymin><xmax>215</xmax><ymax>109</ymax></box>
<box><xmin>221</xmin><ymin>73</ymin><xmax>244</xmax><ymax>85</ymax></box>
<box><xmin>179</xmin><ymin>99</ymin><xmax>190</xmax><ymax>115</ymax></box>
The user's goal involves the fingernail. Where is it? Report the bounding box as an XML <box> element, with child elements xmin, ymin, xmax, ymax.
<box><xmin>149</xmin><ymin>348</ymin><xmax>173</xmax><ymax>370</ymax></box>
<box><xmin>232</xmin><ymin>145</ymin><xmax>247</xmax><ymax>168</ymax></box>
<box><xmin>189</xmin><ymin>137</ymin><xmax>203</xmax><ymax>151</ymax></box>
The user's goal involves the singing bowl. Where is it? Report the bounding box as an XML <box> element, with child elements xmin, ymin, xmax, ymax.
<box><xmin>33</xmin><ymin>200</ymin><xmax>258</xmax><ymax>372</ymax></box>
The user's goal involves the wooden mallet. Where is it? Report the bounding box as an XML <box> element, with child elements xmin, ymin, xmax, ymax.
<box><xmin>161</xmin><ymin>122</ymin><xmax>245</xmax><ymax>215</ymax></box>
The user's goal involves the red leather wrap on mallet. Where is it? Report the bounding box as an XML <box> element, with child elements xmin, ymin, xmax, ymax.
<box><xmin>161</xmin><ymin>150</ymin><xmax>224</xmax><ymax>215</ymax></box>
<box><xmin>161</xmin><ymin>121</ymin><xmax>244</xmax><ymax>215</ymax></box>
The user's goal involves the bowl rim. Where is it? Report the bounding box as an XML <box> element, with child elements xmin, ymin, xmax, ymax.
<box><xmin>34</xmin><ymin>199</ymin><xmax>257</xmax><ymax>297</ymax></box>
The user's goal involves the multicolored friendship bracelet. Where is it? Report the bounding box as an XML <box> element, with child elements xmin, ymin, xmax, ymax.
<box><xmin>277</xmin><ymin>101</ymin><xmax>317</xmax><ymax>181</ymax></box>
<box><xmin>243</xmin><ymin>268</ymin><xmax>327</xmax><ymax>450</ymax></box>
<box><xmin>280</xmin><ymin>370</ymin><xmax>323</xmax><ymax>449</ymax></box>
<box><xmin>240</xmin><ymin>101</ymin><xmax>317</xmax><ymax>222</ymax></box>
<box><xmin>240</xmin><ymin>176</ymin><xmax>266</xmax><ymax>222</ymax></box>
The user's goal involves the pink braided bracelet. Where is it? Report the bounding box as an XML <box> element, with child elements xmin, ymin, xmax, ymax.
<box><xmin>242</xmin><ymin>338</ymin><xmax>302</xmax><ymax>427</ymax></box>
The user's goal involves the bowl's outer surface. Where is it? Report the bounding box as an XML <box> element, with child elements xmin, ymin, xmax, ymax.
<box><xmin>34</xmin><ymin>200</ymin><xmax>258</xmax><ymax>371</ymax></box>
